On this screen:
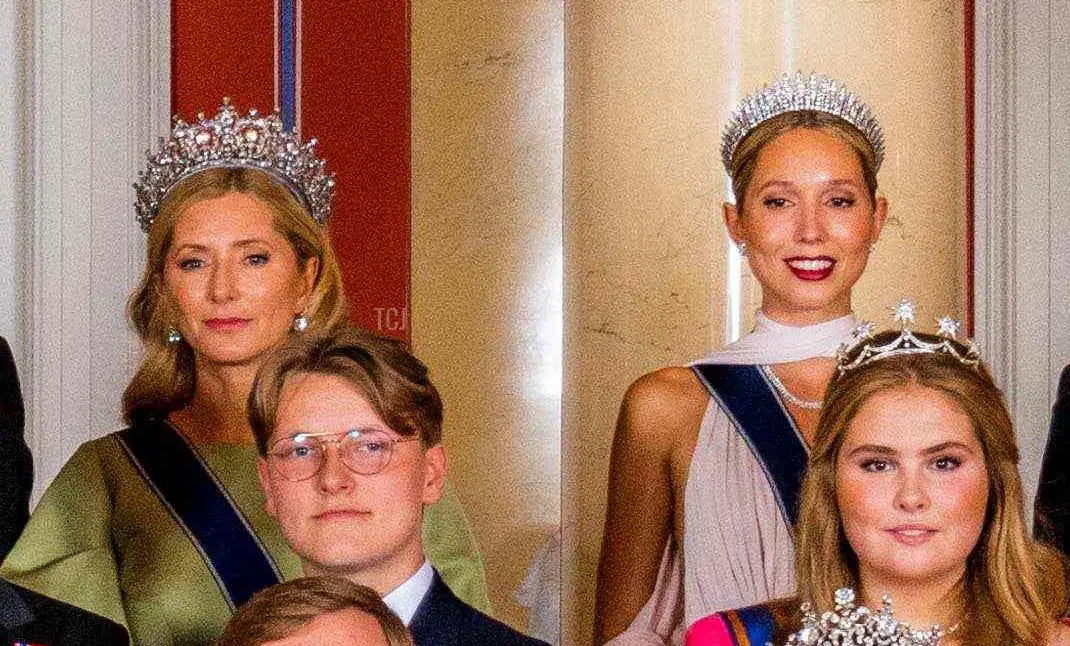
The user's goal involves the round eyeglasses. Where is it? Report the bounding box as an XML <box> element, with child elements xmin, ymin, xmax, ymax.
<box><xmin>267</xmin><ymin>428</ymin><xmax>419</xmax><ymax>482</ymax></box>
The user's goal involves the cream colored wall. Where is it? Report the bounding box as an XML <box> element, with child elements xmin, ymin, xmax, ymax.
<box><xmin>563</xmin><ymin>2</ymin><xmax>727</xmax><ymax>636</ymax></box>
<box><xmin>564</xmin><ymin>1</ymin><xmax>965</xmax><ymax>643</ymax></box>
<box><xmin>410</xmin><ymin>0</ymin><xmax>563</xmax><ymax>634</ymax></box>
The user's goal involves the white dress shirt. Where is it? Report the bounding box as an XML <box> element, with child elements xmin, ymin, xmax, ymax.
<box><xmin>382</xmin><ymin>559</ymin><xmax>434</xmax><ymax>626</ymax></box>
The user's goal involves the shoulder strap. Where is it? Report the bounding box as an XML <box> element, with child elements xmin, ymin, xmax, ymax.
<box><xmin>691</xmin><ymin>364</ymin><xmax>807</xmax><ymax>528</ymax></box>
<box><xmin>116</xmin><ymin>419</ymin><xmax>281</xmax><ymax>609</ymax></box>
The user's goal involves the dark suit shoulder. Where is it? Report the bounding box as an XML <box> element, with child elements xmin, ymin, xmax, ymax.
<box><xmin>0</xmin><ymin>335</ymin><xmax>31</xmax><ymax>562</ymax></box>
<box><xmin>411</xmin><ymin>573</ymin><xmax>549</xmax><ymax>646</ymax></box>
<box><xmin>450</xmin><ymin>605</ymin><xmax>548</xmax><ymax>646</ymax></box>
<box><xmin>1036</xmin><ymin>362</ymin><xmax>1070</xmax><ymax>554</ymax></box>
<box><xmin>1058</xmin><ymin>364</ymin><xmax>1070</xmax><ymax>401</ymax></box>
<box><xmin>0</xmin><ymin>336</ymin><xmax>24</xmax><ymax>425</ymax></box>
<box><xmin>1</xmin><ymin>581</ymin><xmax>128</xmax><ymax>646</ymax></box>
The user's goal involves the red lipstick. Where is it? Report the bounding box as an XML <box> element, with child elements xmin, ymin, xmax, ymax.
<box><xmin>785</xmin><ymin>256</ymin><xmax>835</xmax><ymax>281</ymax></box>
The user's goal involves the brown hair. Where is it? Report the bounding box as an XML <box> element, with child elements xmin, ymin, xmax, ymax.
<box><xmin>248</xmin><ymin>326</ymin><xmax>443</xmax><ymax>454</ymax></box>
<box><xmin>728</xmin><ymin>110</ymin><xmax>879</xmax><ymax>211</ymax></box>
<box><xmin>795</xmin><ymin>332</ymin><xmax>1066</xmax><ymax>646</ymax></box>
<box><xmin>123</xmin><ymin>167</ymin><xmax>348</xmax><ymax>422</ymax></box>
<box><xmin>218</xmin><ymin>575</ymin><xmax>412</xmax><ymax>646</ymax></box>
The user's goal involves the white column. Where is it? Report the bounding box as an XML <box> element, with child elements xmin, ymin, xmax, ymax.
<box><xmin>0</xmin><ymin>3</ymin><xmax>30</xmax><ymax>361</ymax></box>
<box><xmin>6</xmin><ymin>0</ymin><xmax>170</xmax><ymax>498</ymax></box>
<box><xmin>974</xmin><ymin>0</ymin><xmax>1070</xmax><ymax>510</ymax></box>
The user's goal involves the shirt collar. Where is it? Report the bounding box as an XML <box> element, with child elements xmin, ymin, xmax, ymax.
<box><xmin>381</xmin><ymin>559</ymin><xmax>433</xmax><ymax>626</ymax></box>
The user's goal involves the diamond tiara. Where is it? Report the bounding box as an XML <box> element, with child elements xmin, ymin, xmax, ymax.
<box><xmin>133</xmin><ymin>98</ymin><xmax>335</xmax><ymax>231</ymax></box>
<box><xmin>721</xmin><ymin>72</ymin><xmax>885</xmax><ymax>173</ymax></box>
<box><xmin>835</xmin><ymin>300</ymin><xmax>981</xmax><ymax>378</ymax></box>
<box><xmin>786</xmin><ymin>587</ymin><xmax>953</xmax><ymax>646</ymax></box>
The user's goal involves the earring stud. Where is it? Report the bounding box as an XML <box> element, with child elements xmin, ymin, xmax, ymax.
<box><xmin>292</xmin><ymin>314</ymin><xmax>309</xmax><ymax>333</ymax></box>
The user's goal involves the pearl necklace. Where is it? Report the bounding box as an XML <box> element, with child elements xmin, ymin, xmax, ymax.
<box><xmin>759</xmin><ymin>364</ymin><xmax>823</xmax><ymax>410</ymax></box>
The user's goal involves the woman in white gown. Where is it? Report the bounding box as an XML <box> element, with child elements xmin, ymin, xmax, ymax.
<box><xmin>595</xmin><ymin>73</ymin><xmax>889</xmax><ymax>644</ymax></box>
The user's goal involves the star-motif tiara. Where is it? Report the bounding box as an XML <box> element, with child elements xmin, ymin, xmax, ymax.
<box><xmin>721</xmin><ymin>72</ymin><xmax>885</xmax><ymax>173</ymax></box>
<box><xmin>785</xmin><ymin>588</ymin><xmax>953</xmax><ymax>646</ymax></box>
<box><xmin>133</xmin><ymin>98</ymin><xmax>335</xmax><ymax>231</ymax></box>
<box><xmin>835</xmin><ymin>300</ymin><xmax>981</xmax><ymax>377</ymax></box>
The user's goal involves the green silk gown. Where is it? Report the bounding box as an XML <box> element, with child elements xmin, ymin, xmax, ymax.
<box><xmin>0</xmin><ymin>433</ymin><xmax>490</xmax><ymax>646</ymax></box>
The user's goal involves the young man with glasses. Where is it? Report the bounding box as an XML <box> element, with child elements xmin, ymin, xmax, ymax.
<box><xmin>249</xmin><ymin>327</ymin><xmax>548</xmax><ymax>645</ymax></box>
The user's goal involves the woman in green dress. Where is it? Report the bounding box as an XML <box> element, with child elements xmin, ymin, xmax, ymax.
<box><xmin>0</xmin><ymin>100</ymin><xmax>489</xmax><ymax>646</ymax></box>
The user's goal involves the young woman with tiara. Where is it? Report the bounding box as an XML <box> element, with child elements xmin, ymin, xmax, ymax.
<box><xmin>595</xmin><ymin>73</ymin><xmax>889</xmax><ymax>644</ymax></box>
<box><xmin>1</xmin><ymin>101</ymin><xmax>489</xmax><ymax>645</ymax></box>
<box><xmin>686</xmin><ymin>304</ymin><xmax>1070</xmax><ymax>646</ymax></box>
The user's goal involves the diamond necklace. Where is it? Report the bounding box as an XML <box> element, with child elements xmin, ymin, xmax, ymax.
<box><xmin>786</xmin><ymin>588</ymin><xmax>960</xmax><ymax>646</ymax></box>
<box><xmin>759</xmin><ymin>364</ymin><xmax>823</xmax><ymax>410</ymax></box>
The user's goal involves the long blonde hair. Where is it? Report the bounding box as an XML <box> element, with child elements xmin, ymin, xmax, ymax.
<box><xmin>795</xmin><ymin>334</ymin><xmax>1066</xmax><ymax>646</ymax></box>
<box><xmin>123</xmin><ymin>167</ymin><xmax>348</xmax><ymax>421</ymax></box>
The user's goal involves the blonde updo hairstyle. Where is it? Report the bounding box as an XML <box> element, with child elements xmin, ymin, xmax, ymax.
<box><xmin>123</xmin><ymin>167</ymin><xmax>348</xmax><ymax>422</ymax></box>
<box><xmin>728</xmin><ymin>110</ymin><xmax>880</xmax><ymax>212</ymax></box>
<box><xmin>795</xmin><ymin>332</ymin><xmax>1066</xmax><ymax>646</ymax></box>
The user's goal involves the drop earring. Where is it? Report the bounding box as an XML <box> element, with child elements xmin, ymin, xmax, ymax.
<box><xmin>166</xmin><ymin>327</ymin><xmax>182</xmax><ymax>345</ymax></box>
<box><xmin>292</xmin><ymin>313</ymin><xmax>309</xmax><ymax>333</ymax></box>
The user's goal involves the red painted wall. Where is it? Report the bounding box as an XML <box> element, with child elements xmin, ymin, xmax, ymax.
<box><xmin>171</xmin><ymin>3</ymin><xmax>274</xmax><ymax>118</ymax></box>
<box><xmin>301</xmin><ymin>1</ymin><xmax>411</xmax><ymax>340</ymax></box>
<box><xmin>171</xmin><ymin>1</ymin><xmax>411</xmax><ymax>340</ymax></box>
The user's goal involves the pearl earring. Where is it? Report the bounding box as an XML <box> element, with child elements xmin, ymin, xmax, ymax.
<box><xmin>292</xmin><ymin>314</ymin><xmax>309</xmax><ymax>333</ymax></box>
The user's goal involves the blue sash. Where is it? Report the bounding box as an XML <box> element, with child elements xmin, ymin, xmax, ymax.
<box><xmin>692</xmin><ymin>364</ymin><xmax>807</xmax><ymax>527</ymax></box>
<box><xmin>117</xmin><ymin>418</ymin><xmax>281</xmax><ymax>609</ymax></box>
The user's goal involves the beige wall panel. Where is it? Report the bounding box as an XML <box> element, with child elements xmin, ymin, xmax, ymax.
<box><xmin>565</xmin><ymin>1</ymin><xmax>965</xmax><ymax>642</ymax></box>
<box><xmin>564</xmin><ymin>2</ymin><xmax>729</xmax><ymax>642</ymax></box>
<box><xmin>411</xmin><ymin>0</ymin><xmax>563</xmax><ymax>633</ymax></box>
<box><xmin>790</xmin><ymin>0</ymin><xmax>967</xmax><ymax>324</ymax></box>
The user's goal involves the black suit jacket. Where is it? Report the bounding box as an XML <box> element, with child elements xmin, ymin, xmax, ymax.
<box><xmin>1036</xmin><ymin>364</ymin><xmax>1070</xmax><ymax>554</ymax></box>
<box><xmin>0</xmin><ymin>580</ymin><xmax>128</xmax><ymax>646</ymax></box>
<box><xmin>0</xmin><ymin>336</ymin><xmax>32</xmax><ymax>561</ymax></box>
<box><xmin>409</xmin><ymin>572</ymin><xmax>550</xmax><ymax>646</ymax></box>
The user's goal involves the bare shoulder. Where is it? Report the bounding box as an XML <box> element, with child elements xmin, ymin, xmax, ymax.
<box><xmin>1048</xmin><ymin>619</ymin><xmax>1070</xmax><ymax>646</ymax></box>
<box><xmin>616</xmin><ymin>366</ymin><xmax>708</xmax><ymax>449</ymax></box>
<box><xmin>626</xmin><ymin>365</ymin><xmax>705</xmax><ymax>398</ymax></box>
<box><xmin>597</xmin><ymin>366</ymin><xmax>708</xmax><ymax>641</ymax></box>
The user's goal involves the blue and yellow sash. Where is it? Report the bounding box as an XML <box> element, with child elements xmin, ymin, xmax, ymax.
<box><xmin>686</xmin><ymin>604</ymin><xmax>777</xmax><ymax>645</ymax></box>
